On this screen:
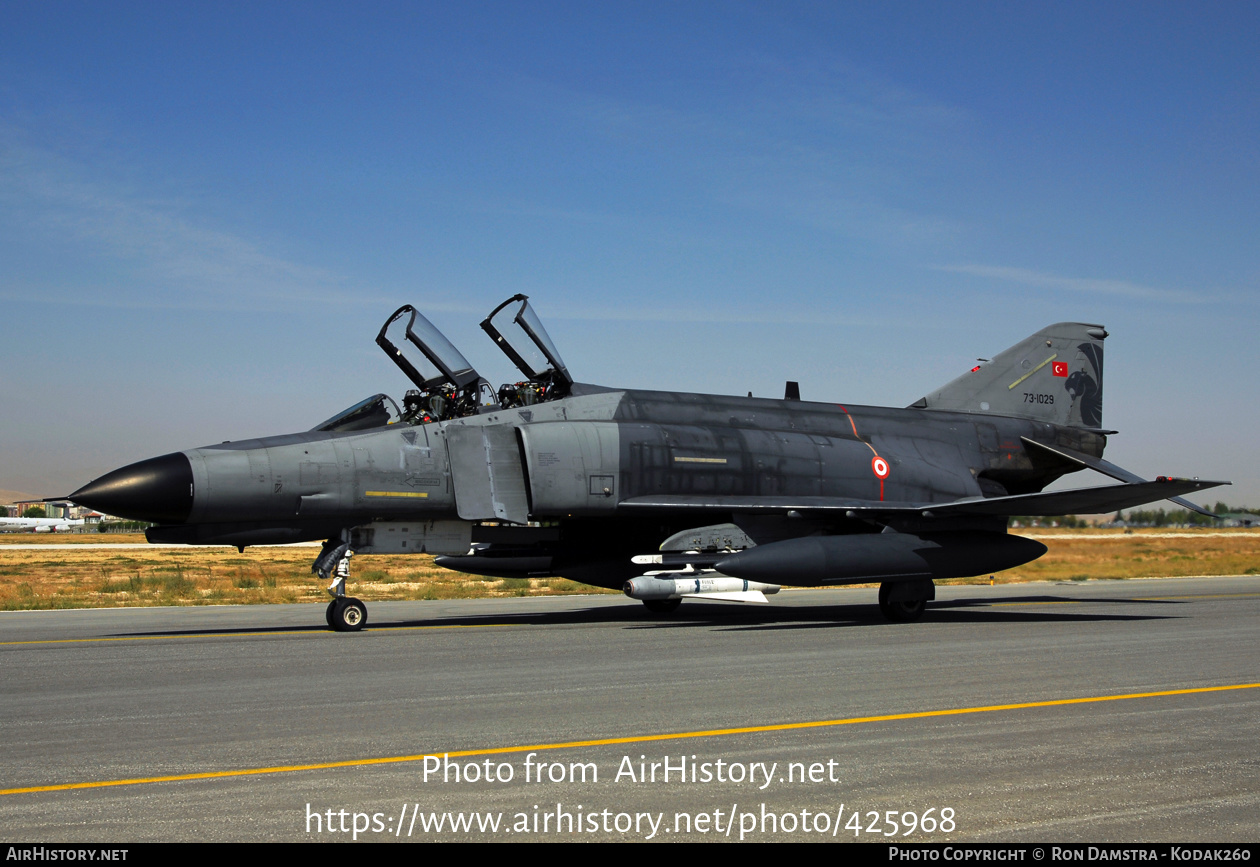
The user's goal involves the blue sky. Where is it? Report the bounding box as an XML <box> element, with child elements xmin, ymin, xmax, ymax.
<box><xmin>2</xmin><ymin>2</ymin><xmax>1257</xmax><ymax>505</ymax></box>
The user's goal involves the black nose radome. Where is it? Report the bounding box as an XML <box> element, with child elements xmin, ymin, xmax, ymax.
<box><xmin>69</xmin><ymin>452</ymin><xmax>194</xmax><ymax>524</ymax></box>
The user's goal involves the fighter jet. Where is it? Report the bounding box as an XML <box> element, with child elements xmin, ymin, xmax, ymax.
<box><xmin>67</xmin><ymin>296</ymin><xmax>1227</xmax><ymax>630</ymax></box>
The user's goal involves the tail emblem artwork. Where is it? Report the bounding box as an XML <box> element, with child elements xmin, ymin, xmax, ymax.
<box><xmin>67</xmin><ymin>297</ymin><xmax>1227</xmax><ymax>630</ymax></box>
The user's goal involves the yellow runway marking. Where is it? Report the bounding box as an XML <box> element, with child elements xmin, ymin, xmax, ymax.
<box><xmin>991</xmin><ymin>592</ymin><xmax>1260</xmax><ymax>607</ymax></box>
<box><xmin>1</xmin><ymin>631</ymin><xmax>327</xmax><ymax>646</ymax></box>
<box><xmin>990</xmin><ymin>600</ymin><xmax>1080</xmax><ymax>607</ymax></box>
<box><xmin>1134</xmin><ymin>593</ymin><xmax>1260</xmax><ymax>601</ymax></box>
<box><xmin>3</xmin><ymin>682</ymin><xmax>1257</xmax><ymax>797</ymax></box>
<box><xmin>0</xmin><ymin>623</ymin><xmax>520</xmax><ymax>647</ymax></box>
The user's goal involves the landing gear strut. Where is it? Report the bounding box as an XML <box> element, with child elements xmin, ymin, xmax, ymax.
<box><xmin>878</xmin><ymin>580</ymin><xmax>933</xmax><ymax>623</ymax></box>
<box><xmin>314</xmin><ymin>539</ymin><xmax>368</xmax><ymax>632</ymax></box>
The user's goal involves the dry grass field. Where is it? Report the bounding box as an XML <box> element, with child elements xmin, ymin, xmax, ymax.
<box><xmin>979</xmin><ymin>528</ymin><xmax>1260</xmax><ymax>583</ymax></box>
<box><xmin>0</xmin><ymin>534</ymin><xmax>608</xmax><ymax>610</ymax></box>
<box><xmin>0</xmin><ymin>529</ymin><xmax>1256</xmax><ymax>611</ymax></box>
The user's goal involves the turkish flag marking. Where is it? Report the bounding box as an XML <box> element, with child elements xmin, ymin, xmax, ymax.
<box><xmin>1052</xmin><ymin>361</ymin><xmax>1069</xmax><ymax>377</ymax></box>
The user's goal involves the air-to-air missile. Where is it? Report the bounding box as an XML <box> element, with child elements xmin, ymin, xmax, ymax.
<box><xmin>69</xmin><ymin>295</ymin><xmax>1227</xmax><ymax>630</ymax></box>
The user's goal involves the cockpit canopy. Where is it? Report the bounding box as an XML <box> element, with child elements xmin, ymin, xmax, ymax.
<box><xmin>342</xmin><ymin>295</ymin><xmax>576</xmax><ymax>428</ymax></box>
<box><xmin>480</xmin><ymin>294</ymin><xmax>572</xmax><ymax>391</ymax></box>
<box><xmin>376</xmin><ymin>305</ymin><xmax>482</xmax><ymax>392</ymax></box>
<box><xmin>376</xmin><ymin>304</ymin><xmax>497</xmax><ymax>422</ymax></box>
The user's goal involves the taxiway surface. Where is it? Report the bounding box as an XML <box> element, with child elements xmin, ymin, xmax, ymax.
<box><xmin>1</xmin><ymin>577</ymin><xmax>1257</xmax><ymax>842</ymax></box>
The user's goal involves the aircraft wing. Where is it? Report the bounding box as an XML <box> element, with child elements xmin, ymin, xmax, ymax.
<box><xmin>620</xmin><ymin>477</ymin><xmax>1228</xmax><ymax>519</ymax></box>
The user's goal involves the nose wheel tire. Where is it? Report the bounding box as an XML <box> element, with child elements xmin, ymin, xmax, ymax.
<box><xmin>329</xmin><ymin>597</ymin><xmax>368</xmax><ymax>632</ymax></box>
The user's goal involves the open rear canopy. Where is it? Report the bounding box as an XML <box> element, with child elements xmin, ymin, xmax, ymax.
<box><xmin>481</xmin><ymin>294</ymin><xmax>572</xmax><ymax>389</ymax></box>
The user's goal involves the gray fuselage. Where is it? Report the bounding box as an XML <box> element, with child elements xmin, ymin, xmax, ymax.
<box><xmin>176</xmin><ymin>383</ymin><xmax>1101</xmax><ymax>534</ymax></box>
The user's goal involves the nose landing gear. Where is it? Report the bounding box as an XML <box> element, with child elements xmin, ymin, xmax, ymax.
<box><xmin>315</xmin><ymin>539</ymin><xmax>368</xmax><ymax>632</ymax></box>
<box><xmin>326</xmin><ymin>596</ymin><xmax>368</xmax><ymax>631</ymax></box>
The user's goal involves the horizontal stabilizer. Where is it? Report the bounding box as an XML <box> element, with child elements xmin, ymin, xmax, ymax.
<box><xmin>913</xmin><ymin>478</ymin><xmax>1227</xmax><ymax>517</ymax></box>
<box><xmin>621</xmin><ymin>477</ymin><xmax>1228</xmax><ymax>519</ymax></box>
<box><xmin>1021</xmin><ymin>438</ymin><xmax>1218</xmax><ymax>517</ymax></box>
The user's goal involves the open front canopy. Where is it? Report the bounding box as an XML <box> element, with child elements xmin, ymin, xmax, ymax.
<box><xmin>376</xmin><ymin>304</ymin><xmax>481</xmax><ymax>391</ymax></box>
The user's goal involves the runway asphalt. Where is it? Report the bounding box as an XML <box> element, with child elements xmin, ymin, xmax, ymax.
<box><xmin>1</xmin><ymin>576</ymin><xmax>1257</xmax><ymax>842</ymax></box>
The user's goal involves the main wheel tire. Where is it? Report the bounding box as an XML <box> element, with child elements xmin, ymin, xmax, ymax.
<box><xmin>331</xmin><ymin>597</ymin><xmax>368</xmax><ymax>632</ymax></box>
<box><xmin>877</xmin><ymin>584</ymin><xmax>927</xmax><ymax>623</ymax></box>
<box><xmin>325</xmin><ymin>600</ymin><xmax>337</xmax><ymax>628</ymax></box>
<box><xmin>643</xmin><ymin>598</ymin><xmax>682</xmax><ymax>614</ymax></box>
<box><xmin>886</xmin><ymin>598</ymin><xmax>926</xmax><ymax>622</ymax></box>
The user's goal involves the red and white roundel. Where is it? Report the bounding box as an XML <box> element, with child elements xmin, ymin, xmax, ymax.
<box><xmin>871</xmin><ymin>456</ymin><xmax>890</xmax><ymax>480</ymax></box>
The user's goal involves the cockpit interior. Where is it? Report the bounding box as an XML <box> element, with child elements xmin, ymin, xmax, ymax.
<box><xmin>313</xmin><ymin>294</ymin><xmax>574</xmax><ymax>433</ymax></box>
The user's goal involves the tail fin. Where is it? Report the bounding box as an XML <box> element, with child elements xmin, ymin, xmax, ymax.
<box><xmin>911</xmin><ymin>323</ymin><xmax>1107</xmax><ymax>429</ymax></box>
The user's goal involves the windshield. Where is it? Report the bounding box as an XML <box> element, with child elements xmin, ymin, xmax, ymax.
<box><xmin>312</xmin><ymin>393</ymin><xmax>401</xmax><ymax>432</ymax></box>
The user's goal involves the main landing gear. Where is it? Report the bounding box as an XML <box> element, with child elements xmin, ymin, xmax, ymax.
<box><xmin>877</xmin><ymin>580</ymin><xmax>934</xmax><ymax>623</ymax></box>
<box><xmin>642</xmin><ymin>598</ymin><xmax>682</xmax><ymax>614</ymax></box>
<box><xmin>315</xmin><ymin>539</ymin><xmax>368</xmax><ymax>632</ymax></box>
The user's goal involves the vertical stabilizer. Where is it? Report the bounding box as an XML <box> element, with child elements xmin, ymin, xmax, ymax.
<box><xmin>912</xmin><ymin>323</ymin><xmax>1107</xmax><ymax>428</ymax></box>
